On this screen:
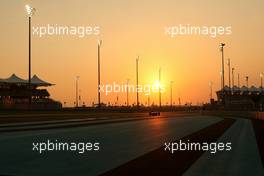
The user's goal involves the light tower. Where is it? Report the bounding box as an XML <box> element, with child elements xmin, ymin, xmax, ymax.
<box><xmin>246</xmin><ymin>76</ymin><xmax>249</xmax><ymax>88</ymax></box>
<box><xmin>97</xmin><ymin>40</ymin><xmax>102</xmax><ymax>108</ymax></box>
<box><xmin>159</xmin><ymin>67</ymin><xmax>162</xmax><ymax>108</ymax></box>
<box><xmin>232</xmin><ymin>68</ymin><xmax>235</xmax><ymax>88</ymax></box>
<box><xmin>76</xmin><ymin>76</ymin><xmax>80</xmax><ymax>107</ymax></box>
<box><xmin>238</xmin><ymin>73</ymin><xmax>240</xmax><ymax>87</ymax></box>
<box><xmin>260</xmin><ymin>73</ymin><xmax>263</xmax><ymax>88</ymax></box>
<box><xmin>227</xmin><ymin>58</ymin><xmax>231</xmax><ymax>88</ymax></box>
<box><xmin>170</xmin><ymin>81</ymin><xmax>173</xmax><ymax>108</ymax></box>
<box><xmin>126</xmin><ymin>79</ymin><xmax>130</xmax><ymax>107</ymax></box>
<box><xmin>220</xmin><ymin>43</ymin><xmax>225</xmax><ymax>90</ymax></box>
<box><xmin>220</xmin><ymin>71</ymin><xmax>223</xmax><ymax>89</ymax></box>
<box><xmin>136</xmin><ymin>56</ymin><xmax>139</xmax><ymax>107</ymax></box>
<box><xmin>25</xmin><ymin>4</ymin><xmax>36</xmax><ymax>105</ymax></box>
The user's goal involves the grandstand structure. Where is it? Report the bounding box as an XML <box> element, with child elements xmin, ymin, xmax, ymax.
<box><xmin>0</xmin><ymin>74</ymin><xmax>61</xmax><ymax>109</ymax></box>
<box><xmin>216</xmin><ymin>85</ymin><xmax>264</xmax><ymax>111</ymax></box>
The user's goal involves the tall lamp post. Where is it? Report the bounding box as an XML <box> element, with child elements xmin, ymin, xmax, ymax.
<box><xmin>246</xmin><ymin>76</ymin><xmax>249</xmax><ymax>88</ymax></box>
<box><xmin>238</xmin><ymin>73</ymin><xmax>240</xmax><ymax>87</ymax></box>
<box><xmin>97</xmin><ymin>40</ymin><xmax>102</xmax><ymax>108</ymax></box>
<box><xmin>76</xmin><ymin>76</ymin><xmax>80</xmax><ymax>107</ymax></box>
<box><xmin>220</xmin><ymin>71</ymin><xmax>223</xmax><ymax>89</ymax></box>
<box><xmin>126</xmin><ymin>79</ymin><xmax>130</xmax><ymax>107</ymax></box>
<box><xmin>25</xmin><ymin>5</ymin><xmax>35</xmax><ymax>105</ymax></box>
<box><xmin>232</xmin><ymin>68</ymin><xmax>235</xmax><ymax>88</ymax></box>
<box><xmin>159</xmin><ymin>67</ymin><xmax>162</xmax><ymax>108</ymax></box>
<box><xmin>136</xmin><ymin>56</ymin><xmax>139</xmax><ymax>107</ymax></box>
<box><xmin>170</xmin><ymin>81</ymin><xmax>173</xmax><ymax>108</ymax></box>
<box><xmin>227</xmin><ymin>58</ymin><xmax>231</xmax><ymax>88</ymax></box>
<box><xmin>220</xmin><ymin>43</ymin><xmax>225</xmax><ymax>90</ymax></box>
<box><xmin>260</xmin><ymin>73</ymin><xmax>263</xmax><ymax>89</ymax></box>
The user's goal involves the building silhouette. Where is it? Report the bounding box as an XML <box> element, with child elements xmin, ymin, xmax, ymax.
<box><xmin>0</xmin><ymin>74</ymin><xmax>61</xmax><ymax>109</ymax></box>
<box><xmin>216</xmin><ymin>85</ymin><xmax>264</xmax><ymax>111</ymax></box>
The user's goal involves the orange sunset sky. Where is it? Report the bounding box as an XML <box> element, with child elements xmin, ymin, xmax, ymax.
<box><xmin>0</xmin><ymin>0</ymin><xmax>264</xmax><ymax>107</ymax></box>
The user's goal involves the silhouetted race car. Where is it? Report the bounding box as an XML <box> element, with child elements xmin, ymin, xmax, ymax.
<box><xmin>149</xmin><ymin>111</ymin><xmax>160</xmax><ymax>116</ymax></box>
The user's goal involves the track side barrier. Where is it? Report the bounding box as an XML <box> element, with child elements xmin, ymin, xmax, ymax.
<box><xmin>201</xmin><ymin>111</ymin><xmax>264</xmax><ymax>120</ymax></box>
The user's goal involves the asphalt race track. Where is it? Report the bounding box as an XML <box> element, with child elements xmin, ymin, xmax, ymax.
<box><xmin>0</xmin><ymin>112</ymin><xmax>263</xmax><ymax>176</ymax></box>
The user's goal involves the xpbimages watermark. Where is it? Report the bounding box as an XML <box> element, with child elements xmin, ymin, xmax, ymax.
<box><xmin>165</xmin><ymin>24</ymin><xmax>232</xmax><ymax>38</ymax></box>
<box><xmin>32</xmin><ymin>140</ymin><xmax>100</xmax><ymax>154</ymax></box>
<box><xmin>32</xmin><ymin>24</ymin><xmax>100</xmax><ymax>38</ymax></box>
<box><xmin>164</xmin><ymin>140</ymin><xmax>232</xmax><ymax>154</ymax></box>
<box><xmin>99</xmin><ymin>82</ymin><xmax>165</xmax><ymax>96</ymax></box>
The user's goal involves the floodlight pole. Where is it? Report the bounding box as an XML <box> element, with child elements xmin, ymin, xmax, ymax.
<box><xmin>260</xmin><ymin>73</ymin><xmax>263</xmax><ymax>88</ymax></box>
<box><xmin>76</xmin><ymin>76</ymin><xmax>79</xmax><ymax>107</ymax></box>
<box><xmin>228</xmin><ymin>58</ymin><xmax>231</xmax><ymax>88</ymax></box>
<box><xmin>97</xmin><ymin>40</ymin><xmax>102</xmax><ymax>108</ymax></box>
<box><xmin>159</xmin><ymin>68</ymin><xmax>161</xmax><ymax>108</ymax></box>
<box><xmin>25</xmin><ymin>5</ymin><xmax>35</xmax><ymax>105</ymax></box>
<box><xmin>261</xmin><ymin>76</ymin><xmax>263</xmax><ymax>88</ymax></box>
<box><xmin>170</xmin><ymin>81</ymin><xmax>173</xmax><ymax>108</ymax></box>
<box><xmin>220</xmin><ymin>71</ymin><xmax>223</xmax><ymax>89</ymax></box>
<box><xmin>28</xmin><ymin>16</ymin><xmax>32</xmax><ymax>104</ymax></box>
<box><xmin>238</xmin><ymin>73</ymin><xmax>240</xmax><ymax>87</ymax></box>
<box><xmin>246</xmin><ymin>76</ymin><xmax>249</xmax><ymax>88</ymax></box>
<box><xmin>220</xmin><ymin>43</ymin><xmax>225</xmax><ymax>90</ymax></box>
<box><xmin>126</xmin><ymin>79</ymin><xmax>129</xmax><ymax>107</ymax></box>
<box><xmin>232</xmin><ymin>68</ymin><xmax>235</xmax><ymax>87</ymax></box>
<box><xmin>136</xmin><ymin>57</ymin><xmax>139</xmax><ymax>108</ymax></box>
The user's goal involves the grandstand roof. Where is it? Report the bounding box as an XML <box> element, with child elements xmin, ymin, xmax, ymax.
<box><xmin>0</xmin><ymin>74</ymin><xmax>53</xmax><ymax>87</ymax></box>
